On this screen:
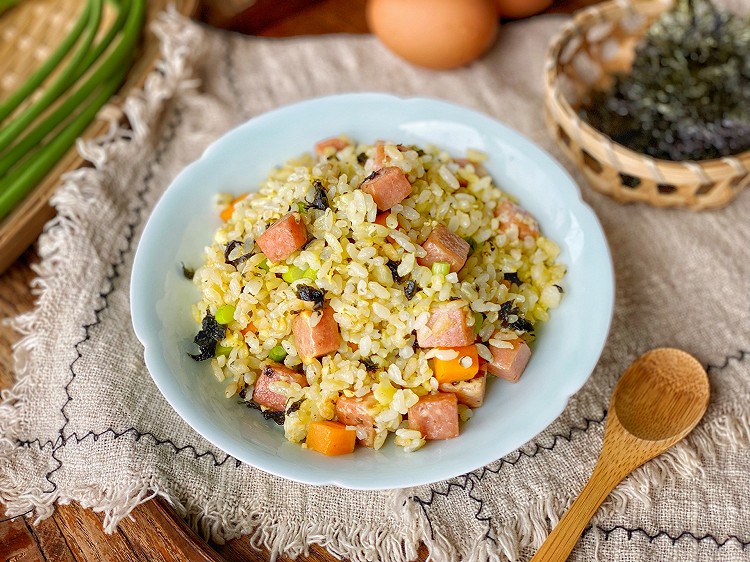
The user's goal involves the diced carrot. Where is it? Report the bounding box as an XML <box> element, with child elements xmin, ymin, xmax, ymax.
<box><xmin>374</xmin><ymin>210</ymin><xmax>390</xmax><ymax>227</ymax></box>
<box><xmin>432</xmin><ymin>345</ymin><xmax>479</xmax><ymax>384</ymax></box>
<box><xmin>306</xmin><ymin>420</ymin><xmax>356</xmax><ymax>456</ymax></box>
<box><xmin>241</xmin><ymin>322</ymin><xmax>258</xmax><ymax>336</ymax></box>
<box><xmin>220</xmin><ymin>193</ymin><xmax>248</xmax><ymax>222</ymax></box>
<box><xmin>348</xmin><ymin>341</ymin><xmax>359</xmax><ymax>352</ymax></box>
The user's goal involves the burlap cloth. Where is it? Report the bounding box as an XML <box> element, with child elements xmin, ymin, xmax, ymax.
<box><xmin>1</xmin><ymin>8</ymin><xmax>749</xmax><ymax>562</ymax></box>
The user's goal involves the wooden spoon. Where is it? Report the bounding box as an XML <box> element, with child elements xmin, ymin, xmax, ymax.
<box><xmin>530</xmin><ymin>347</ymin><xmax>710</xmax><ymax>562</ymax></box>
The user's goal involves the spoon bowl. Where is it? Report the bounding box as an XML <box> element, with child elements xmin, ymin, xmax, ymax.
<box><xmin>531</xmin><ymin>348</ymin><xmax>709</xmax><ymax>562</ymax></box>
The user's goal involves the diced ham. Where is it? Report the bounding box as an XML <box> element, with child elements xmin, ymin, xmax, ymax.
<box><xmin>335</xmin><ymin>393</ymin><xmax>378</xmax><ymax>447</ymax></box>
<box><xmin>315</xmin><ymin>137</ymin><xmax>350</xmax><ymax>156</ymax></box>
<box><xmin>252</xmin><ymin>362</ymin><xmax>308</xmax><ymax>411</ymax></box>
<box><xmin>495</xmin><ymin>200</ymin><xmax>539</xmax><ymax>240</ymax></box>
<box><xmin>360</xmin><ymin>166</ymin><xmax>413</xmax><ymax>211</ymax></box>
<box><xmin>408</xmin><ymin>393</ymin><xmax>459</xmax><ymax>440</ymax></box>
<box><xmin>256</xmin><ymin>212</ymin><xmax>308</xmax><ymax>263</ymax></box>
<box><xmin>417</xmin><ymin>224</ymin><xmax>470</xmax><ymax>273</ymax></box>
<box><xmin>439</xmin><ymin>373</ymin><xmax>486</xmax><ymax>408</ymax></box>
<box><xmin>292</xmin><ymin>305</ymin><xmax>341</xmax><ymax>363</ymax></box>
<box><xmin>374</xmin><ymin>140</ymin><xmax>386</xmax><ymax>169</ymax></box>
<box><xmin>483</xmin><ymin>337</ymin><xmax>531</xmax><ymax>382</ymax></box>
<box><xmin>416</xmin><ymin>301</ymin><xmax>475</xmax><ymax>348</ymax></box>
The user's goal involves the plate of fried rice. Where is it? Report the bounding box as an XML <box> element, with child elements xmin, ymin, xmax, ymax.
<box><xmin>131</xmin><ymin>93</ymin><xmax>613</xmax><ymax>489</ymax></box>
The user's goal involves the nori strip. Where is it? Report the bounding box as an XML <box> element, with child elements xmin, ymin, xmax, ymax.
<box><xmin>286</xmin><ymin>398</ymin><xmax>305</xmax><ymax>415</ymax></box>
<box><xmin>361</xmin><ymin>358</ymin><xmax>378</xmax><ymax>372</ymax></box>
<box><xmin>188</xmin><ymin>313</ymin><xmax>226</xmax><ymax>361</ymax></box>
<box><xmin>309</xmin><ymin>181</ymin><xmax>329</xmax><ymax>211</ymax></box>
<box><xmin>245</xmin><ymin>400</ymin><xmax>285</xmax><ymax>425</ymax></box>
<box><xmin>180</xmin><ymin>262</ymin><xmax>195</xmax><ymax>280</ymax></box>
<box><xmin>404</xmin><ymin>280</ymin><xmax>419</xmax><ymax>301</ymax></box>
<box><xmin>224</xmin><ymin>240</ymin><xmax>252</xmax><ymax>269</ymax></box>
<box><xmin>503</xmin><ymin>272</ymin><xmax>520</xmax><ymax>285</ymax></box>
<box><xmin>386</xmin><ymin>259</ymin><xmax>403</xmax><ymax>283</ymax></box>
<box><xmin>296</xmin><ymin>284</ymin><xmax>325</xmax><ymax>310</ymax></box>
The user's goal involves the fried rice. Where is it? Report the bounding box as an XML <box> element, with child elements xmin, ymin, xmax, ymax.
<box><xmin>190</xmin><ymin>136</ymin><xmax>565</xmax><ymax>453</ymax></box>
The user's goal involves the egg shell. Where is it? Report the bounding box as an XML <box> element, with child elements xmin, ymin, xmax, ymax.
<box><xmin>495</xmin><ymin>0</ymin><xmax>554</xmax><ymax>19</ymax></box>
<box><xmin>367</xmin><ymin>0</ymin><xmax>499</xmax><ymax>70</ymax></box>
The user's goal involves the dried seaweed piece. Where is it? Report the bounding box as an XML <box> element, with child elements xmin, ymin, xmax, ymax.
<box><xmin>296</xmin><ymin>284</ymin><xmax>325</xmax><ymax>310</ymax></box>
<box><xmin>245</xmin><ymin>400</ymin><xmax>285</xmax><ymax>425</ymax></box>
<box><xmin>309</xmin><ymin>181</ymin><xmax>329</xmax><ymax>211</ymax></box>
<box><xmin>404</xmin><ymin>280</ymin><xmax>419</xmax><ymax>301</ymax></box>
<box><xmin>360</xmin><ymin>358</ymin><xmax>378</xmax><ymax>372</ymax></box>
<box><xmin>180</xmin><ymin>262</ymin><xmax>195</xmax><ymax>280</ymax></box>
<box><xmin>386</xmin><ymin>259</ymin><xmax>403</xmax><ymax>283</ymax></box>
<box><xmin>504</xmin><ymin>272</ymin><xmax>520</xmax><ymax>285</ymax></box>
<box><xmin>224</xmin><ymin>240</ymin><xmax>253</xmax><ymax>269</ymax></box>
<box><xmin>286</xmin><ymin>398</ymin><xmax>305</xmax><ymax>416</ymax></box>
<box><xmin>498</xmin><ymin>301</ymin><xmax>535</xmax><ymax>333</ymax></box>
<box><xmin>578</xmin><ymin>0</ymin><xmax>750</xmax><ymax>161</ymax></box>
<box><xmin>357</xmin><ymin>152</ymin><xmax>368</xmax><ymax>165</ymax></box>
<box><xmin>188</xmin><ymin>313</ymin><xmax>226</xmax><ymax>361</ymax></box>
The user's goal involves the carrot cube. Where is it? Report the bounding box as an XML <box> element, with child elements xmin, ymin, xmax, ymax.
<box><xmin>306</xmin><ymin>420</ymin><xmax>357</xmax><ymax>456</ymax></box>
<box><xmin>432</xmin><ymin>345</ymin><xmax>479</xmax><ymax>384</ymax></box>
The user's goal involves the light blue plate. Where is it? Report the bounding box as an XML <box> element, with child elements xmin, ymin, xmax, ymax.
<box><xmin>131</xmin><ymin>93</ymin><xmax>614</xmax><ymax>490</ymax></box>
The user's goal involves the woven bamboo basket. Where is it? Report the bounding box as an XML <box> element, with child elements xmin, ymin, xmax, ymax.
<box><xmin>0</xmin><ymin>0</ymin><xmax>198</xmax><ymax>274</ymax></box>
<box><xmin>543</xmin><ymin>0</ymin><xmax>750</xmax><ymax>210</ymax></box>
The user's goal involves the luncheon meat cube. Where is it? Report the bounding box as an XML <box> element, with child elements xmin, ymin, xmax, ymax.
<box><xmin>408</xmin><ymin>393</ymin><xmax>459</xmax><ymax>440</ymax></box>
<box><xmin>315</xmin><ymin>137</ymin><xmax>350</xmax><ymax>156</ymax></box>
<box><xmin>252</xmin><ymin>362</ymin><xmax>308</xmax><ymax>411</ymax></box>
<box><xmin>483</xmin><ymin>338</ymin><xmax>531</xmax><ymax>382</ymax></box>
<box><xmin>256</xmin><ymin>212</ymin><xmax>308</xmax><ymax>262</ymax></box>
<box><xmin>439</xmin><ymin>373</ymin><xmax>486</xmax><ymax>408</ymax></box>
<box><xmin>360</xmin><ymin>166</ymin><xmax>413</xmax><ymax>211</ymax></box>
<box><xmin>335</xmin><ymin>393</ymin><xmax>378</xmax><ymax>447</ymax></box>
<box><xmin>292</xmin><ymin>306</ymin><xmax>341</xmax><ymax>363</ymax></box>
<box><xmin>417</xmin><ymin>224</ymin><xmax>470</xmax><ymax>273</ymax></box>
<box><xmin>495</xmin><ymin>200</ymin><xmax>539</xmax><ymax>240</ymax></box>
<box><xmin>416</xmin><ymin>301</ymin><xmax>475</xmax><ymax>348</ymax></box>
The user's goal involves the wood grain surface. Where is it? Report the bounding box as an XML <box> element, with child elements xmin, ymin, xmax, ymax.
<box><xmin>0</xmin><ymin>1</ymin><xmax>602</xmax><ymax>560</ymax></box>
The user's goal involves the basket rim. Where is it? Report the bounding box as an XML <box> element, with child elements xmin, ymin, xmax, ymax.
<box><xmin>543</xmin><ymin>0</ymin><xmax>750</xmax><ymax>180</ymax></box>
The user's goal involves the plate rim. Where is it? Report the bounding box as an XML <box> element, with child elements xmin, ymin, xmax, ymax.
<box><xmin>131</xmin><ymin>92</ymin><xmax>614</xmax><ymax>490</ymax></box>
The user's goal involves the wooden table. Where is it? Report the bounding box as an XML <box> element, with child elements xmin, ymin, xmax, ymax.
<box><xmin>0</xmin><ymin>1</ymin><xmax>601</xmax><ymax>559</ymax></box>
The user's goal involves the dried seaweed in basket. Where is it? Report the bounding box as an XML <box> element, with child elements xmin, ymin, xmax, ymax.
<box><xmin>578</xmin><ymin>0</ymin><xmax>750</xmax><ymax>161</ymax></box>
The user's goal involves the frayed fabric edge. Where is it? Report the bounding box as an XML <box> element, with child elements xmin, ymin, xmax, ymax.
<box><xmin>0</xmin><ymin>4</ymin><xmax>204</xmax><ymax>522</ymax></box>
<box><xmin>397</xmin><ymin>408</ymin><xmax>750</xmax><ymax>562</ymax></box>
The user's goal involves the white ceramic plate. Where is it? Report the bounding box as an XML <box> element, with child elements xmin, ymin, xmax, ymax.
<box><xmin>131</xmin><ymin>93</ymin><xmax>614</xmax><ymax>490</ymax></box>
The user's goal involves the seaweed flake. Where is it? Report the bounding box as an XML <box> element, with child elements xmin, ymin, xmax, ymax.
<box><xmin>504</xmin><ymin>272</ymin><xmax>521</xmax><ymax>285</ymax></box>
<box><xmin>357</xmin><ymin>152</ymin><xmax>368</xmax><ymax>165</ymax></box>
<box><xmin>296</xmin><ymin>284</ymin><xmax>325</xmax><ymax>310</ymax></box>
<box><xmin>245</xmin><ymin>400</ymin><xmax>285</xmax><ymax>425</ymax></box>
<box><xmin>188</xmin><ymin>313</ymin><xmax>226</xmax><ymax>361</ymax></box>
<box><xmin>554</xmin><ymin>284</ymin><xmax>564</xmax><ymax>293</ymax></box>
<box><xmin>224</xmin><ymin>240</ymin><xmax>253</xmax><ymax>269</ymax></box>
<box><xmin>309</xmin><ymin>181</ymin><xmax>329</xmax><ymax>211</ymax></box>
<box><xmin>386</xmin><ymin>259</ymin><xmax>403</xmax><ymax>283</ymax></box>
<box><xmin>362</xmin><ymin>171</ymin><xmax>377</xmax><ymax>183</ymax></box>
<box><xmin>180</xmin><ymin>262</ymin><xmax>195</xmax><ymax>280</ymax></box>
<box><xmin>499</xmin><ymin>302</ymin><xmax>534</xmax><ymax>333</ymax></box>
<box><xmin>286</xmin><ymin>398</ymin><xmax>305</xmax><ymax>415</ymax></box>
<box><xmin>361</xmin><ymin>358</ymin><xmax>378</xmax><ymax>372</ymax></box>
<box><xmin>404</xmin><ymin>280</ymin><xmax>419</xmax><ymax>301</ymax></box>
<box><xmin>510</xmin><ymin>317</ymin><xmax>535</xmax><ymax>333</ymax></box>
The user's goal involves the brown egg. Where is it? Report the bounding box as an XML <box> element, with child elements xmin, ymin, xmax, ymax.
<box><xmin>367</xmin><ymin>0</ymin><xmax>499</xmax><ymax>70</ymax></box>
<box><xmin>495</xmin><ymin>0</ymin><xmax>553</xmax><ymax>19</ymax></box>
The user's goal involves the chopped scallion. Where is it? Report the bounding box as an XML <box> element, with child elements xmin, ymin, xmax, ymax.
<box><xmin>432</xmin><ymin>262</ymin><xmax>450</xmax><ymax>276</ymax></box>
<box><xmin>268</xmin><ymin>345</ymin><xmax>287</xmax><ymax>362</ymax></box>
<box><xmin>215</xmin><ymin>304</ymin><xmax>236</xmax><ymax>325</ymax></box>
<box><xmin>282</xmin><ymin>265</ymin><xmax>306</xmax><ymax>284</ymax></box>
<box><xmin>215</xmin><ymin>344</ymin><xmax>233</xmax><ymax>357</ymax></box>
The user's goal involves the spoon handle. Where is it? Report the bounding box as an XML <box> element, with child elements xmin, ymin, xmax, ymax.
<box><xmin>529</xmin><ymin>456</ymin><xmax>631</xmax><ymax>562</ymax></box>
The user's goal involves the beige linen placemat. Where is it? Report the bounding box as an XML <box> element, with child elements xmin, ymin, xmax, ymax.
<box><xmin>1</xmin><ymin>9</ymin><xmax>749</xmax><ymax>562</ymax></box>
